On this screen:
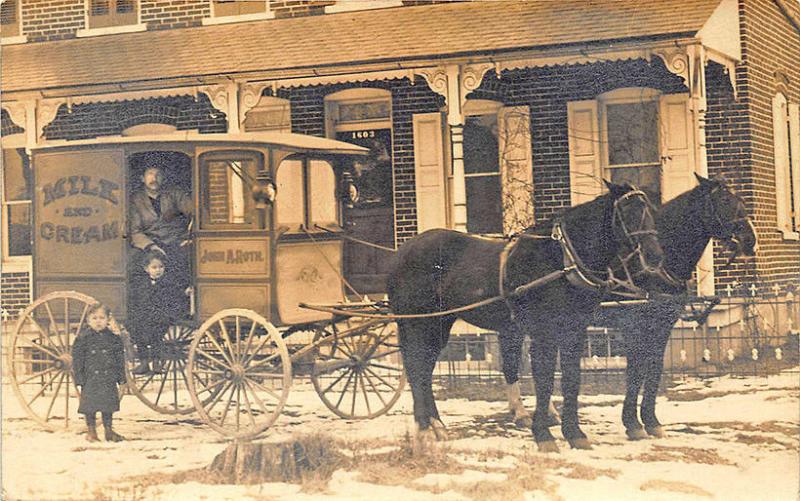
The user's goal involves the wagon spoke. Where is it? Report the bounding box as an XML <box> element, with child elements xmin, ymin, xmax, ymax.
<box><xmin>153</xmin><ymin>361</ymin><xmax>172</xmax><ymax>406</ymax></box>
<box><xmin>217</xmin><ymin>319</ymin><xmax>237</xmax><ymax>364</ymax></box>
<box><xmin>16</xmin><ymin>366</ymin><xmax>58</xmax><ymax>386</ymax></box>
<box><xmin>73</xmin><ymin>304</ymin><xmax>90</xmax><ymax>338</ymax></box>
<box><xmin>351</xmin><ymin>371</ymin><xmax>359</xmax><ymax>416</ymax></box>
<box><xmin>334</xmin><ymin>371</ymin><xmax>355</xmax><ymax>410</ymax></box>
<box><xmin>195</xmin><ymin>347</ymin><xmax>232</xmax><ymax>370</ymax></box>
<box><xmin>65</xmin><ymin>372</ymin><xmax>71</xmax><ymax>427</ymax></box>
<box><xmin>63</xmin><ymin>298</ymin><xmax>70</xmax><ymax>349</ymax></box>
<box><xmin>364</xmin><ymin>366</ymin><xmax>399</xmax><ymax>391</ymax></box>
<box><xmin>135</xmin><ymin>370</ymin><xmax>157</xmax><ymax>393</ymax></box>
<box><xmin>25</xmin><ymin>316</ymin><xmax>61</xmax><ymax>354</ymax></box>
<box><xmin>318</xmin><ymin>368</ymin><xmax>351</xmax><ymax>396</ymax></box>
<box><xmin>242</xmin><ymin>378</ymin><xmax>270</xmax><ymax>414</ymax></box>
<box><xmin>235</xmin><ymin>385</ymin><xmax>241</xmax><ymax>430</ymax></box>
<box><xmin>240</xmin><ymin>382</ymin><xmax>257</xmax><ymax>427</ymax></box>
<box><xmin>203</xmin><ymin>380</ymin><xmax>233</xmax><ymax>415</ymax></box>
<box><xmin>235</xmin><ymin>316</ymin><xmax>242</xmax><ymax>361</ymax></box>
<box><xmin>243</xmin><ymin>376</ymin><xmax>283</xmax><ymax>402</ymax></box>
<box><xmin>172</xmin><ymin>359</ymin><xmax>180</xmax><ymax>411</ymax></box>
<box><xmin>240</xmin><ymin>321</ymin><xmax>258</xmax><ymax>361</ymax></box>
<box><xmin>206</xmin><ymin>330</ymin><xmax>236</xmax><ymax>367</ymax></box>
<box><xmin>361</xmin><ymin>370</ymin><xmax>388</xmax><ymax>407</ymax></box>
<box><xmin>193</xmin><ymin>375</ymin><xmax>227</xmax><ymax>397</ymax></box>
<box><xmin>44</xmin><ymin>373</ymin><xmax>66</xmax><ymax>421</ymax></box>
<box><xmin>244</xmin><ymin>352</ymin><xmax>283</xmax><ymax>372</ymax></box>
<box><xmin>242</xmin><ymin>333</ymin><xmax>275</xmax><ymax>367</ymax></box>
<box><xmin>43</xmin><ymin>302</ymin><xmax>67</xmax><ymax>351</ymax></box>
<box><xmin>367</xmin><ymin>362</ymin><xmax>403</xmax><ymax>372</ymax></box>
<box><xmin>26</xmin><ymin>341</ymin><xmax>60</xmax><ymax>359</ymax></box>
<box><xmin>219</xmin><ymin>382</ymin><xmax>236</xmax><ymax>427</ymax></box>
<box><xmin>358</xmin><ymin>372</ymin><xmax>374</xmax><ymax>415</ymax></box>
<box><xmin>27</xmin><ymin>370</ymin><xmax>62</xmax><ymax>407</ymax></box>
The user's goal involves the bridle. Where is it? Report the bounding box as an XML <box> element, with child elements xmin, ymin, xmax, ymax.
<box><xmin>603</xmin><ymin>189</ymin><xmax>664</xmax><ymax>298</ymax></box>
<box><xmin>703</xmin><ymin>184</ymin><xmax>755</xmax><ymax>267</ymax></box>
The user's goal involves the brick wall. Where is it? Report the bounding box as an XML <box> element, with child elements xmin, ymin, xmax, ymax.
<box><xmin>141</xmin><ymin>0</ymin><xmax>208</xmax><ymax>30</ymax></box>
<box><xmin>270</xmin><ymin>0</ymin><xmax>334</xmax><ymax>18</ymax></box>
<box><xmin>22</xmin><ymin>0</ymin><xmax>84</xmax><ymax>43</ymax></box>
<box><xmin>280</xmin><ymin>76</ymin><xmax>443</xmax><ymax>243</ymax></box>
<box><xmin>497</xmin><ymin>58</ymin><xmax>687</xmax><ymax>223</ymax></box>
<box><xmin>43</xmin><ymin>95</ymin><xmax>227</xmax><ymax>140</ymax></box>
<box><xmin>1</xmin><ymin>272</ymin><xmax>30</xmax><ymax>319</ymax></box>
<box><xmin>1</xmin><ymin>109</ymin><xmax>25</xmax><ymax>136</ymax></box>
<box><xmin>737</xmin><ymin>0</ymin><xmax>800</xmax><ymax>291</ymax></box>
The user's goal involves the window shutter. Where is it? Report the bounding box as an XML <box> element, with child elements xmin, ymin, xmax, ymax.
<box><xmin>498</xmin><ymin>106</ymin><xmax>533</xmax><ymax>234</ymax></box>
<box><xmin>788</xmin><ymin>103</ymin><xmax>800</xmax><ymax>231</ymax></box>
<box><xmin>567</xmin><ymin>100</ymin><xmax>602</xmax><ymax>206</ymax></box>
<box><xmin>773</xmin><ymin>94</ymin><xmax>790</xmax><ymax>232</ymax></box>
<box><xmin>413</xmin><ymin>112</ymin><xmax>448</xmax><ymax>232</ymax></box>
<box><xmin>659</xmin><ymin>93</ymin><xmax>696</xmax><ymax>202</ymax></box>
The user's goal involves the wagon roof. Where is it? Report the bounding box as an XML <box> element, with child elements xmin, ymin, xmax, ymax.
<box><xmin>29</xmin><ymin>131</ymin><xmax>370</xmax><ymax>156</ymax></box>
<box><xmin>2</xmin><ymin>0</ymin><xmax>726</xmax><ymax>93</ymax></box>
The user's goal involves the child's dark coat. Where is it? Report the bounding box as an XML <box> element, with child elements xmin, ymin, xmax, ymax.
<box><xmin>72</xmin><ymin>328</ymin><xmax>126</xmax><ymax>414</ymax></box>
<box><xmin>128</xmin><ymin>274</ymin><xmax>188</xmax><ymax>348</ymax></box>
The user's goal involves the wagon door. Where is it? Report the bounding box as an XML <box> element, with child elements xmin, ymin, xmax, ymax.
<box><xmin>32</xmin><ymin>148</ymin><xmax>128</xmax><ymax>317</ymax></box>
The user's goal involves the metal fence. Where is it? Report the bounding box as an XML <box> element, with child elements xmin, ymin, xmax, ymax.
<box><xmin>433</xmin><ymin>283</ymin><xmax>800</xmax><ymax>394</ymax></box>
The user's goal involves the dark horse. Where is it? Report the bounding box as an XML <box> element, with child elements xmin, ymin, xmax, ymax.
<box><xmin>387</xmin><ymin>182</ymin><xmax>665</xmax><ymax>452</ymax></box>
<box><xmin>614</xmin><ymin>174</ymin><xmax>757</xmax><ymax>439</ymax></box>
<box><xmin>501</xmin><ymin>174</ymin><xmax>758</xmax><ymax>440</ymax></box>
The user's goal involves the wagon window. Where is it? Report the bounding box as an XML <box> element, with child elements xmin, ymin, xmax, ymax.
<box><xmin>1</xmin><ymin>148</ymin><xmax>32</xmax><ymax>257</ymax></box>
<box><xmin>199</xmin><ymin>151</ymin><xmax>262</xmax><ymax>229</ymax></box>
<box><xmin>275</xmin><ymin>159</ymin><xmax>305</xmax><ymax>228</ymax></box>
<box><xmin>309</xmin><ymin>160</ymin><xmax>337</xmax><ymax>226</ymax></box>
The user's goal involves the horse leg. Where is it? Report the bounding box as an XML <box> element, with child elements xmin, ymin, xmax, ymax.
<box><xmin>622</xmin><ymin>331</ymin><xmax>647</xmax><ymax>440</ymax></box>
<box><xmin>640</xmin><ymin>328</ymin><xmax>672</xmax><ymax>438</ymax></box>
<box><xmin>559</xmin><ymin>329</ymin><xmax>592</xmax><ymax>450</ymax></box>
<box><xmin>499</xmin><ymin>325</ymin><xmax>533</xmax><ymax>428</ymax></box>
<box><xmin>399</xmin><ymin>318</ymin><xmax>452</xmax><ymax>441</ymax></box>
<box><xmin>423</xmin><ymin>317</ymin><xmax>454</xmax><ymax>439</ymax></box>
<box><xmin>529</xmin><ymin>333</ymin><xmax>559</xmax><ymax>452</ymax></box>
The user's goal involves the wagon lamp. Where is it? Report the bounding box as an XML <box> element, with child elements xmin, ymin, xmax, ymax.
<box><xmin>340</xmin><ymin>171</ymin><xmax>359</xmax><ymax>207</ymax></box>
<box><xmin>252</xmin><ymin>173</ymin><xmax>277</xmax><ymax>209</ymax></box>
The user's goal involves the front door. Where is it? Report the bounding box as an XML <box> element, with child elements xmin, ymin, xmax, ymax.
<box><xmin>33</xmin><ymin>148</ymin><xmax>128</xmax><ymax>317</ymax></box>
<box><xmin>335</xmin><ymin>128</ymin><xmax>396</xmax><ymax>295</ymax></box>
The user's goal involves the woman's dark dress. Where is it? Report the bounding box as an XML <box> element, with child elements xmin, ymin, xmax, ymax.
<box><xmin>72</xmin><ymin>328</ymin><xmax>126</xmax><ymax>414</ymax></box>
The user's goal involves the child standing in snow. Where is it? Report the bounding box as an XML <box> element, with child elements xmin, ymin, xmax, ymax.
<box><xmin>72</xmin><ymin>303</ymin><xmax>126</xmax><ymax>442</ymax></box>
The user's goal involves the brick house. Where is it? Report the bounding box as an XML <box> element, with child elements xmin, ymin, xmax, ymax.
<box><xmin>1</xmin><ymin>0</ymin><xmax>799</xmax><ymax>328</ymax></box>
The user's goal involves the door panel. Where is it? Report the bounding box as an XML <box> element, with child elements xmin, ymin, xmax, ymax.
<box><xmin>33</xmin><ymin>149</ymin><xmax>127</xmax><ymax>312</ymax></box>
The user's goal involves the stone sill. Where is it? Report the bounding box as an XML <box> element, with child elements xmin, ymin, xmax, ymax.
<box><xmin>76</xmin><ymin>24</ymin><xmax>147</xmax><ymax>38</ymax></box>
<box><xmin>202</xmin><ymin>12</ymin><xmax>275</xmax><ymax>26</ymax></box>
<box><xmin>1</xmin><ymin>35</ymin><xmax>27</xmax><ymax>46</ymax></box>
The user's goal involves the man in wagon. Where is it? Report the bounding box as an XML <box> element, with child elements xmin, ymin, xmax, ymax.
<box><xmin>129</xmin><ymin>164</ymin><xmax>193</xmax><ymax>288</ymax></box>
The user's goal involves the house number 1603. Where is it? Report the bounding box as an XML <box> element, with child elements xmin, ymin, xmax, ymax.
<box><xmin>351</xmin><ymin>130</ymin><xmax>375</xmax><ymax>139</ymax></box>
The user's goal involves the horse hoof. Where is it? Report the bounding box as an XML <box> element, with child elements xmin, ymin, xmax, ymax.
<box><xmin>537</xmin><ymin>441</ymin><xmax>560</xmax><ymax>453</ymax></box>
<box><xmin>568</xmin><ymin>438</ymin><xmax>593</xmax><ymax>450</ymax></box>
<box><xmin>514</xmin><ymin>414</ymin><xmax>533</xmax><ymax>429</ymax></box>
<box><xmin>646</xmin><ymin>426</ymin><xmax>666</xmax><ymax>438</ymax></box>
<box><xmin>430</xmin><ymin>418</ymin><xmax>449</xmax><ymax>441</ymax></box>
<box><xmin>626</xmin><ymin>428</ymin><xmax>649</xmax><ymax>441</ymax></box>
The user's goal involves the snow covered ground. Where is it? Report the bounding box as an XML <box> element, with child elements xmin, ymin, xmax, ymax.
<box><xmin>2</xmin><ymin>370</ymin><xmax>798</xmax><ymax>501</ymax></box>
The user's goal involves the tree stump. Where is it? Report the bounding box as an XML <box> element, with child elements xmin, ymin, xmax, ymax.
<box><xmin>207</xmin><ymin>436</ymin><xmax>342</xmax><ymax>484</ymax></box>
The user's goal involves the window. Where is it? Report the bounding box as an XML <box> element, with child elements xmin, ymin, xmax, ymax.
<box><xmin>1</xmin><ymin>0</ymin><xmax>21</xmax><ymax>38</ymax></box>
<box><xmin>604</xmin><ymin>101</ymin><xmax>661</xmax><ymax>202</ymax></box>
<box><xmin>275</xmin><ymin>158</ymin><xmax>337</xmax><ymax>230</ymax></box>
<box><xmin>199</xmin><ymin>151</ymin><xmax>263</xmax><ymax>229</ymax></box>
<box><xmin>773</xmin><ymin>93</ymin><xmax>800</xmax><ymax>238</ymax></box>
<box><xmin>463</xmin><ymin>113</ymin><xmax>503</xmax><ymax>234</ymax></box>
<box><xmin>1</xmin><ymin>148</ymin><xmax>32</xmax><ymax>259</ymax></box>
<box><xmin>87</xmin><ymin>0</ymin><xmax>138</xmax><ymax>29</ymax></box>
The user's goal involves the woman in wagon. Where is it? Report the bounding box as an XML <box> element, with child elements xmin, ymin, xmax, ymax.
<box><xmin>72</xmin><ymin>303</ymin><xmax>126</xmax><ymax>442</ymax></box>
<box><xmin>129</xmin><ymin>164</ymin><xmax>193</xmax><ymax>290</ymax></box>
<box><xmin>129</xmin><ymin>251</ymin><xmax>191</xmax><ymax>375</ymax></box>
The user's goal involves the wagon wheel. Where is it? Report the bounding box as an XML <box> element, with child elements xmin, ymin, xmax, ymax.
<box><xmin>311</xmin><ymin>317</ymin><xmax>406</xmax><ymax>419</ymax></box>
<box><xmin>122</xmin><ymin>322</ymin><xmax>204</xmax><ymax>414</ymax></box>
<box><xmin>186</xmin><ymin>309</ymin><xmax>292</xmax><ymax>439</ymax></box>
<box><xmin>7</xmin><ymin>291</ymin><xmax>98</xmax><ymax>431</ymax></box>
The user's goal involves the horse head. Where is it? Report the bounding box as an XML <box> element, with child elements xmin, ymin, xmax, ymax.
<box><xmin>605</xmin><ymin>180</ymin><xmax>665</xmax><ymax>276</ymax></box>
<box><xmin>694</xmin><ymin>173</ymin><xmax>758</xmax><ymax>258</ymax></box>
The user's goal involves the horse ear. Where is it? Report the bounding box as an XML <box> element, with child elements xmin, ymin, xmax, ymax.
<box><xmin>694</xmin><ymin>173</ymin><xmax>711</xmax><ymax>186</ymax></box>
<box><xmin>603</xmin><ymin>179</ymin><xmax>628</xmax><ymax>197</ymax></box>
